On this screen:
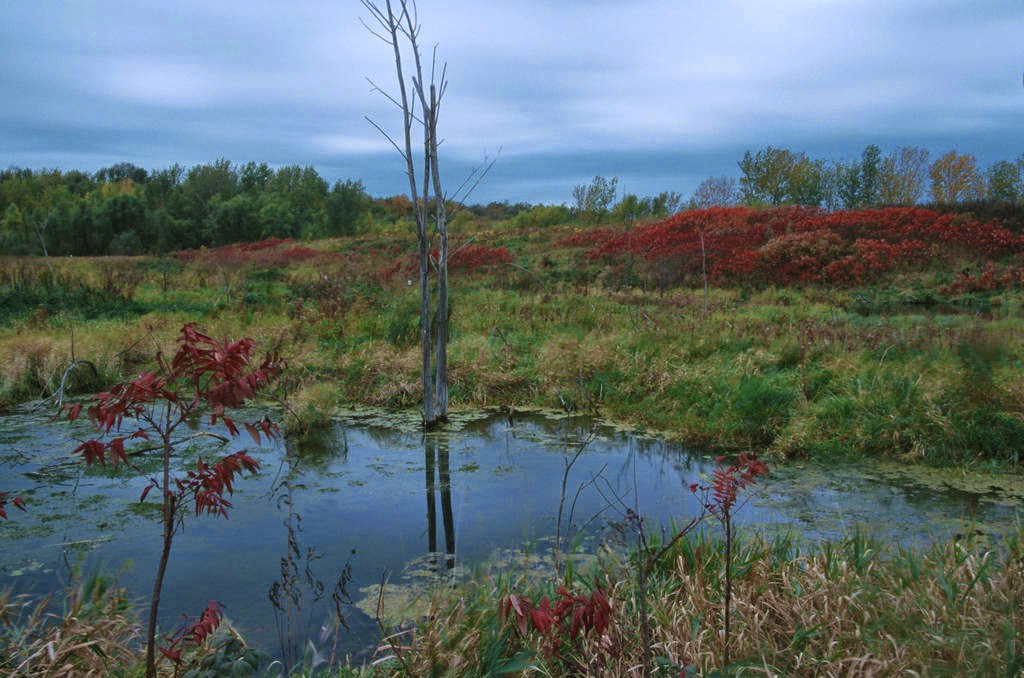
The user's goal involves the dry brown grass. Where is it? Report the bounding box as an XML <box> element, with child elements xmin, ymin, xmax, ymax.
<box><xmin>0</xmin><ymin>577</ymin><xmax>142</xmax><ymax>677</ymax></box>
<box><xmin>367</xmin><ymin>531</ymin><xmax>1023</xmax><ymax>677</ymax></box>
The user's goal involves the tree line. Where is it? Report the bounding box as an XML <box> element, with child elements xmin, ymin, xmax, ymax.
<box><xmin>693</xmin><ymin>145</ymin><xmax>1024</xmax><ymax>210</ymax></box>
<box><xmin>0</xmin><ymin>161</ymin><xmax>373</xmax><ymax>256</ymax></box>
<box><xmin>3</xmin><ymin>146</ymin><xmax>1022</xmax><ymax>257</ymax></box>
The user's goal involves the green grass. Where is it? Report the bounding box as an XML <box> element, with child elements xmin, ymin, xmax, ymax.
<box><xmin>2</xmin><ymin>224</ymin><xmax>1023</xmax><ymax>468</ymax></box>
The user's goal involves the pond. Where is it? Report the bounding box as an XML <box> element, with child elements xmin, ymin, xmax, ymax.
<box><xmin>1</xmin><ymin>404</ymin><xmax>1022</xmax><ymax>662</ymax></box>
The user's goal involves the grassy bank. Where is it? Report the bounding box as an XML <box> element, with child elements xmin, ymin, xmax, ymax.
<box><xmin>3</xmin><ymin>206</ymin><xmax>1024</xmax><ymax>675</ymax></box>
<box><xmin>4</xmin><ymin>527</ymin><xmax>1021</xmax><ymax>676</ymax></box>
<box><xmin>2</xmin><ymin>213</ymin><xmax>1024</xmax><ymax>467</ymax></box>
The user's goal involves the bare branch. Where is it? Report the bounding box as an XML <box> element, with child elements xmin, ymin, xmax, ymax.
<box><xmin>365</xmin><ymin>76</ymin><xmax>425</xmax><ymax>126</ymax></box>
<box><xmin>449</xmin><ymin>148</ymin><xmax>501</xmax><ymax>207</ymax></box>
<box><xmin>364</xmin><ymin>116</ymin><xmax>409</xmax><ymax>161</ymax></box>
<box><xmin>358</xmin><ymin>17</ymin><xmax>392</xmax><ymax>43</ymax></box>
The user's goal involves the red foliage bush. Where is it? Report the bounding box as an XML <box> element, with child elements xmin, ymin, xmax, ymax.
<box><xmin>566</xmin><ymin>206</ymin><xmax>1024</xmax><ymax>289</ymax></box>
<box><xmin>503</xmin><ymin>585</ymin><xmax>614</xmax><ymax>659</ymax></box>
<box><xmin>939</xmin><ymin>262</ymin><xmax>1024</xmax><ymax>295</ymax></box>
<box><xmin>375</xmin><ymin>243</ymin><xmax>513</xmax><ymax>281</ymax></box>
<box><xmin>175</xmin><ymin>238</ymin><xmax>323</xmax><ymax>268</ymax></box>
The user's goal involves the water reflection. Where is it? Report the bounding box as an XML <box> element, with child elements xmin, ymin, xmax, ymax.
<box><xmin>424</xmin><ymin>433</ymin><xmax>455</xmax><ymax>572</ymax></box>
<box><xmin>1</xmin><ymin>406</ymin><xmax>1022</xmax><ymax>664</ymax></box>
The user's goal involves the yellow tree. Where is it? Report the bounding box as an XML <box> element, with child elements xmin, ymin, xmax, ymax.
<box><xmin>878</xmin><ymin>146</ymin><xmax>930</xmax><ymax>206</ymax></box>
<box><xmin>929</xmin><ymin>150</ymin><xmax>986</xmax><ymax>204</ymax></box>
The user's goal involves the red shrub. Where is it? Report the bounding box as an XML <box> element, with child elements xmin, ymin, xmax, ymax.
<box><xmin>575</xmin><ymin>206</ymin><xmax>1021</xmax><ymax>289</ymax></box>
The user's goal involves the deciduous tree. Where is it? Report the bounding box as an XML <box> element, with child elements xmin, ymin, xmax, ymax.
<box><xmin>986</xmin><ymin>158</ymin><xmax>1023</xmax><ymax>203</ymax></box>
<box><xmin>879</xmin><ymin>146</ymin><xmax>930</xmax><ymax>206</ymax></box>
<box><xmin>64</xmin><ymin>323</ymin><xmax>282</xmax><ymax>677</ymax></box>
<box><xmin>572</xmin><ymin>175</ymin><xmax>619</xmax><ymax>224</ymax></box>
<box><xmin>929</xmin><ymin>150</ymin><xmax>985</xmax><ymax>204</ymax></box>
<box><xmin>690</xmin><ymin>175</ymin><xmax>738</xmax><ymax>209</ymax></box>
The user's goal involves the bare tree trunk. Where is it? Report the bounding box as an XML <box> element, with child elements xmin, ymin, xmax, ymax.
<box><xmin>365</xmin><ymin>0</ymin><xmax>462</xmax><ymax>429</ymax></box>
<box><xmin>429</xmin><ymin>84</ymin><xmax>449</xmax><ymax>422</ymax></box>
<box><xmin>145</xmin><ymin>433</ymin><xmax>175</xmax><ymax>678</ymax></box>
<box><xmin>364</xmin><ymin>0</ymin><xmax>435</xmax><ymax>424</ymax></box>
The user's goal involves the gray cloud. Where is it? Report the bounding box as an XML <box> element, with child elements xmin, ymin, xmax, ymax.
<box><xmin>1</xmin><ymin>0</ymin><xmax>1021</xmax><ymax>204</ymax></box>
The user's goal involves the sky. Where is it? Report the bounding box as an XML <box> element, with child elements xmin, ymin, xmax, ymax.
<box><xmin>1</xmin><ymin>0</ymin><xmax>1022</xmax><ymax>205</ymax></box>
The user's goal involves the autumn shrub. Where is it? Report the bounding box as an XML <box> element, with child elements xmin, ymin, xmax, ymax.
<box><xmin>569</xmin><ymin>206</ymin><xmax>1024</xmax><ymax>289</ymax></box>
<box><xmin>62</xmin><ymin>322</ymin><xmax>282</xmax><ymax>677</ymax></box>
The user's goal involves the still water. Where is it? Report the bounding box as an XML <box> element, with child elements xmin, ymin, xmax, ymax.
<box><xmin>1</xmin><ymin>405</ymin><xmax>1020</xmax><ymax>658</ymax></box>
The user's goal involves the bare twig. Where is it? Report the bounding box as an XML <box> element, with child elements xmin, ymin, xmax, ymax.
<box><xmin>553</xmin><ymin>431</ymin><xmax>595</xmax><ymax>576</ymax></box>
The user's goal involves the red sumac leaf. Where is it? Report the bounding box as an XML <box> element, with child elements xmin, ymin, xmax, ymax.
<box><xmin>159</xmin><ymin>645</ymin><xmax>182</xmax><ymax>664</ymax></box>
<box><xmin>108</xmin><ymin>438</ymin><xmax>127</xmax><ymax>467</ymax></box>
<box><xmin>73</xmin><ymin>440</ymin><xmax>108</xmax><ymax>466</ymax></box>
<box><xmin>244</xmin><ymin>422</ymin><xmax>261</xmax><ymax>445</ymax></box>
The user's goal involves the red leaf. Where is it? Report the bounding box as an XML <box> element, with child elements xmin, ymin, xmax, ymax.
<box><xmin>243</xmin><ymin>422</ymin><xmax>261</xmax><ymax>445</ymax></box>
<box><xmin>73</xmin><ymin>440</ymin><xmax>108</xmax><ymax>466</ymax></box>
<box><xmin>530</xmin><ymin>596</ymin><xmax>554</xmax><ymax>634</ymax></box>
<box><xmin>108</xmin><ymin>438</ymin><xmax>127</xmax><ymax>467</ymax></box>
<box><xmin>12</xmin><ymin>497</ymin><xmax>26</xmax><ymax>511</ymax></box>
<box><xmin>159</xmin><ymin>645</ymin><xmax>182</xmax><ymax>664</ymax></box>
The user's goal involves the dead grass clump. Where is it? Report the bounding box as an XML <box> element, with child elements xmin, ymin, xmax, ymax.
<box><xmin>536</xmin><ymin>333</ymin><xmax>616</xmax><ymax>386</ymax></box>
<box><xmin>0</xmin><ymin>576</ymin><xmax>141</xmax><ymax>677</ymax></box>
<box><xmin>382</xmin><ymin>529</ymin><xmax>1022</xmax><ymax>677</ymax></box>
<box><xmin>607</xmin><ymin>531</ymin><xmax>1023</xmax><ymax>676</ymax></box>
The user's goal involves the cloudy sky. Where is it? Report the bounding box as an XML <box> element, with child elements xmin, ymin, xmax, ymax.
<box><xmin>1</xmin><ymin>0</ymin><xmax>1021</xmax><ymax>204</ymax></box>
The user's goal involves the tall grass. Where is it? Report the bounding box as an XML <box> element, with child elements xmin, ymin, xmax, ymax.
<box><xmin>0</xmin><ymin>574</ymin><xmax>140</xmax><ymax>677</ymax></box>
<box><xmin>2</xmin><ymin>240</ymin><xmax>1023</xmax><ymax>466</ymax></box>
<box><xmin>362</xmin><ymin>526</ymin><xmax>1024</xmax><ymax>676</ymax></box>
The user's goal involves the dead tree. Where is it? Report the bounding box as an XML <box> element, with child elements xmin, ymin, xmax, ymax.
<box><xmin>363</xmin><ymin>0</ymin><xmax>449</xmax><ymax>426</ymax></box>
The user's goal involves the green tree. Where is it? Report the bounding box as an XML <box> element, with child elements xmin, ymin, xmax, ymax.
<box><xmin>738</xmin><ymin>147</ymin><xmax>797</xmax><ymax>206</ymax></box>
<box><xmin>859</xmin><ymin>144</ymin><xmax>882</xmax><ymax>207</ymax></box>
<box><xmin>182</xmin><ymin>159</ymin><xmax>239</xmax><ymax>229</ymax></box>
<box><xmin>266</xmin><ymin>165</ymin><xmax>328</xmax><ymax>238</ymax></box>
<box><xmin>62</xmin><ymin>170</ymin><xmax>96</xmax><ymax>197</ymax></box>
<box><xmin>986</xmin><ymin>158</ymin><xmax>1022</xmax><ymax>203</ymax></box>
<box><xmin>835</xmin><ymin>160</ymin><xmax>862</xmax><ymax>209</ymax></box>
<box><xmin>326</xmin><ymin>179</ymin><xmax>370</xmax><ymax>236</ymax></box>
<box><xmin>651</xmin><ymin>190</ymin><xmax>683</xmax><ymax>217</ymax></box>
<box><xmin>41</xmin><ymin>198</ymin><xmax>77</xmax><ymax>255</ymax></box>
<box><xmin>146</xmin><ymin>164</ymin><xmax>185</xmax><ymax>212</ymax></box>
<box><xmin>571</xmin><ymin>175</ymin><xmax>619</xmax><ymax>224</ymax></box>
<box><xmin>788</xmin><ymin>156</ymin><xmax>830</xmax><ymax>207</ymax></box>
<box><xmin>239</xmin><ymin>161</ymin><xmax>273</xmax><ymax>195</ymax></box>
<box><xmin>513</xmin><ymin>203</ymin><xmax>572</xmax><ymax>228</ymax></box>
<box><xmin>95</xmin><ymin>162</ymin><xmax>149</xmax><ymax>185</ymax></box>
<box><xmin>0</xmin><ymin>203</ymin><xmax>30</xmax><ymax>253</ymax></box>
<box><xmin>94</xmin><ymin>194</ymin><xmax>146</xmax><ymax>254</ymax></box>
<box><xmin>208</xmin><ymin>193</ymin><xmax>261</xmax><ymax>245</ymax></box>
<box><xmin>257</xmin><ymin>193</ymin><xmax>299</xmax><ymax>239</ymax></box>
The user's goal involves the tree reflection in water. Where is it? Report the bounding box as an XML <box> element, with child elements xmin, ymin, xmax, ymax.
<box><xmin>424</xmin><ymin>432</ymin><xmax>456</xmax><ymax>573</ymax></box>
